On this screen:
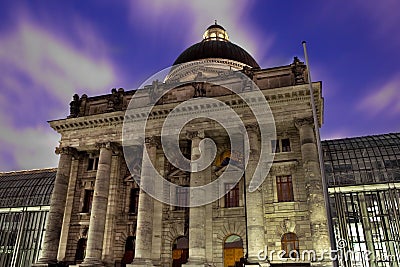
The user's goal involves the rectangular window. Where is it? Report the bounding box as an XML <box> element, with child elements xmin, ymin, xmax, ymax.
<box><xmin>224</xmin><ymin>183</ymin><xmax>240</xmax><ymax>208</ymax></box>
<box><xmin>281</xmin><ymin>139</ymin><xmax>291</xmax><ymax>152</ymax></box>
<box><xmin>87</xmin><ymin>157</ymin><xmax>99</xmax><ymax>171</ymax></box>
<box><xmin>271</xmin><ymin>140</ymin><xmax>280</xmax><ymax>153</ymax></box>
<box><xmin>82</xmin><ymin>190</ymin><xmax>94</xmax><ymax>213</ymax></box>
<box><xmin>276</xmin><ymin>175</ymin><xmax>294</xmax><ymax>202</ymax></box>
<box><xmin>129</xmin><ymin>188</ymin><xmax>140</xmax><ymax>214</ymax></box>
<box><xmin>175</xmin><ymin>187</ymin><xmax>189</xmax><ymax>210</ymax></box>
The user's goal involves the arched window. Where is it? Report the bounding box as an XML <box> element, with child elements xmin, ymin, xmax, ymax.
<box><xmin>281</xmin><ymin>232</ymin><xmax>299</xmax><ymax>258</ymax></box>
<box><xmin>74</xmin><ymin>238</ymin><xmax>87</xmax><ymax>264</ymax></box>
<box><xmin>172</xmin><ymin>236</ymin><xmax>189</xmax><ymax>267</ymax></box>
<box><xmin>224</xmin><ymin>235</ymin><xmax>243</xmax><ymax>267</ymax></box>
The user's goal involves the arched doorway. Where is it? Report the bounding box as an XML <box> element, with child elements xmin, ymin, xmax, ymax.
<box><xmin>74</xmin><ymin>238</ymin><xmax>87</xmax><ymax>264</ymax></box>
<box><xmin>224</xmin><ymin>235</ymin><xmax>243</xmax><ymax>267</ymax></box>
<box><xmin>121</xmin><ymin>236</ymin><xmax>135</xmax><ymax>266</ymax></box>
<box><xmin>172</xmin><ymin>236</ymin><xmax>189</xmax><ymax>267</ymax></box>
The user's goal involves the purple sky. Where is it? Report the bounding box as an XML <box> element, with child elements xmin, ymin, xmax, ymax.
<box><xmin>0</xmin><ymin>1</ymin><xmax>399</xmax><ymax>171</ymax></box>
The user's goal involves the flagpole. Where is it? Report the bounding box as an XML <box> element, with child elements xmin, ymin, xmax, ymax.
<box><xmin>302</xmin><ymin>41</ymin><xmax>337</xmax><ymax>266</ymax></box>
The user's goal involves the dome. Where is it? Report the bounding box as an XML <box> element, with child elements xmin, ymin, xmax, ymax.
<box><xmin>173</xmin><ymin>22</ymin><xmax>260</xmax><ymax>68</ymax></box>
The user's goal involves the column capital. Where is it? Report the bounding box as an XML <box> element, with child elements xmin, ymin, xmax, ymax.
<box><xmin>245</xmin><ymin>123</ymin><xmax>259</xmax><ymax>134</ymax></box>
<box><xmin>294</xmin><ymin>116</ymin><xmax>314</xmax><ymax>129</ymax></box>
<box><xmin>55</xmin><ymin>146</ymin><xmax>78</xmax><ymax>158</ymax></box>
<box><xmin>186</xmin><ymin>129</ymin><xmax>205</xmax><ymax>140</ymax></box>
<box><xmin>145</xmin><ymin>136</ymin><xmax>160</xmax><ymax>148</ymax></box>
<box><xmin>95</xmin><ymin>141</ymin><xmax>120</xmax><ymax>153</ymax></box>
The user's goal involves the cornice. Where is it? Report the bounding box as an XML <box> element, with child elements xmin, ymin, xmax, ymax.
<box><xmin>49</xmin><ymin>82</ymin><xmax>322</xmax><ymax>134</ymax></box>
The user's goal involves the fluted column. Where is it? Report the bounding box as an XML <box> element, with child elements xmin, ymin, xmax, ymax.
<box><xmin>295</xmin><ymin>117</ymin><xmax>331</xmax><ymax>261</ymax></box>
<box><xmin>244</xmin><ymin>125</ymin><xmax>265</xmax><ymax>262</ymax></box>
<box><xmin>33</xmin><ymin>146</ymin><xmax>77</xmax><ymax>266</ymax></box>
<box><xmin>81</xmin><ymin>142</ymin><xmax>114</xmax><ymax>267</ymax></box>
<box><xmin>130</xmin><ymin>137</ymin><xmax>158</xmax><ymax>267</ymax></box>
<box><xmin>185</xmin><ymin>130</ymin><xmax>207</xmax><ymax>267</ymax></box>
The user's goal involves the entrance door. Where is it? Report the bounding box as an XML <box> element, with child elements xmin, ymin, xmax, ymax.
<box><xmin>172</xmin><ymin>236</ymin><xmax>189</xmax><ymax>267</ymax></box>
<box><xmin>224</xmin><ymin>235</ymin><xmax>243</xmax><ymax>267</ymax></box>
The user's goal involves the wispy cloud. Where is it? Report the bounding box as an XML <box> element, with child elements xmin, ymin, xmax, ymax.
<box><xmin>0</xmin><ymin>16</ymin><xmax>119</xmax><ymax>170</ymax></box>
<box><xmin>0</xmin><ymin>113</ymin><xmax>59</xmax><ymax>171</ymax></box>
<box><xmin>358</xmin><ymin>74</ymin><xmax>400</xmax><ymax>117</ymax></box>
<box><xmin>0</xmin><ymin>23</ymin><xmax>116</xmax><ymax>103</ymax></box>
<box><xmin>127</xmin><ymin>0</ymin><xmax>274</xmax><ymax>65</ymax></box>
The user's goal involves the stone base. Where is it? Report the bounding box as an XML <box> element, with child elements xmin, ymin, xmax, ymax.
<box><xmin>78</xmin><ymin>258</ymin><xmax>105</xmax><ymax>267</ymax></box>
<box><xmin>31</xmin><ymin>259</ymin><xmax>58</xmax><ymax>267</ymax></box>
<box><xmin>127</xmin><ymin>258</ymin><xmax>154</xmax><ymax>267</ymax></box>
<box><xmin>182</xmin><ymin>261</ymin><xmax>207</xmax><ymax>267</ymax></box>
<box><xmin>182</xmin><ymin>264</ymin><xmax>207</xmax><ymax>267</ymax></box>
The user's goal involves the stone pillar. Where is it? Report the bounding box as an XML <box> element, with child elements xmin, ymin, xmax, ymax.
<box><xmin>81</xmin><ymin>142</ymin><xmax>114</xmax><ymax>267</ymax></box>
<box><xmin>130</xmin><ymin>137</ymin><xmax>158</xmax><ymax>267</ymax></box>
<box><xmin>102</xmin><ymin>153</ymin><xmax>120</xmax><ymax>264</ymax></box>
<box><xmin>244</xmin><ymin>125</ymin><xmax>265</xmax><ymax>262</ymax></box>
<box><xmin>295</xmin><ymin>117</ymin><xmax>331</xmax><ymax>264</ymax></box>
<box><xmin>58</xmin><ymin>156</ymin><xmax>80</xmax><ymax>261</ymax></box>
<box><xmin>33</xmin><ymin>146</ymin><xmax>76</xmax><ymax>266</ymax></box>
<box><xmin>184</xmin><ymin>130</ymin><xmax>207</xmax><ymax>267</ymax></box>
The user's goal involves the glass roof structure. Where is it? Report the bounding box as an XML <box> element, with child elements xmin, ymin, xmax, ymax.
<box><xmin>0</xmin><ymin>168</ymin><xmax>56</xmax><ymax>208</ymax></box>
<box><xmin>322</xmin><ymin>132</ymin><xmax>400</xmax><ymax>186</ymax></box>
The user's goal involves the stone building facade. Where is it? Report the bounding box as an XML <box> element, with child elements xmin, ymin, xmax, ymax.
<box><xmin>33</xmin><ymin>24</ymin><xmax>332</xmax><ymax>267</ymax></box>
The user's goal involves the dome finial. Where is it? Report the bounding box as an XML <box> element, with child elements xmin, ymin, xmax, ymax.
<box><xmin>215</xmin><ymin>19</ymin><xmax>217</xmax><ymax>25</ymax></box>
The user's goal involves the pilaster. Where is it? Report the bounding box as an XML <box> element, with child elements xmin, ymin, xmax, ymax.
<box><xmin>244</xmin><ymin>125</ymin><xmax>265</xmax><ymax>262</ymax></box>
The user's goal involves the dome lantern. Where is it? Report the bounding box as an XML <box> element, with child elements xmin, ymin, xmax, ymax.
<box><xmin>202</xmin><ymin>20</ymin><xmax>229</xmax><ymax>42</ymax></box>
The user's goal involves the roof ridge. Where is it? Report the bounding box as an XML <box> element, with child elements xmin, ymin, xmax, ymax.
<box><xmin>0</xmin><ymin>167</ymin><xmax>57</xmax><ymax>176</ymax></box>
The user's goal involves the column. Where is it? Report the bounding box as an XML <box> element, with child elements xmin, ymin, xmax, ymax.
<box><xmin>185</xmin><ymin>130</ymin><xmax>207</xmax><ymax>267</ymax></box>
<box><xmin>33</xmin><ymin>146</ymin><xmax>76</xmax><ymax>266</ymax></box>
<box><xmin>130</xmin><ymin>137</ymin><xmax>158</xmax><ymax>267</ymax></box>
<box><xmin>58</xmin><ymin>156</ymin><xmax>80</xmax><ymax>261</ymax></box>
<box><xmin>102</xmin><ymin>153</ymin><xmax>120</xmax><ymax>264</ymax></box>
<box><xmin>244</xmin><ymin>125</ymin><xmax>265</xmax><ymax>263</ymax></box>
<box><xmin>295</xmin><ymin>117</ymin><xmax>331</xmax><ymax>262</ymax></box>
<box><xmin>81</xmin><ymin>142</ymin><xmax>114</xmax><ymax>266</ymax></box>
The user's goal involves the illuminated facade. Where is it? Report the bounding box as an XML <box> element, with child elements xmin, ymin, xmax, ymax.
<box><xmin>28</xmin><ymin>23</ymin><xmax>331</xmax><ymax>267</ymax></box>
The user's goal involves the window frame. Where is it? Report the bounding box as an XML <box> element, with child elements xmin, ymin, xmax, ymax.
<box><xmin>281</xmin><ymin>232</ymin><xmax>299</xmax><ymax>258</ymax></box>
<box><xmin>129</xmin><ymin>188</ymin><xmax>140</xmax><ymax>214</ymax></box>
<box><xmin>82</xmin><ymin>189</ymin><xmax>94</xmax><ymax>213</ymax></box>
<box><xmin>276</xmin><ymin>175</ymin><xmax>294</xmax><ymax>202</ymax></box>
<box><xmin>224</xmin><ymin>183</ymin><xmax>240</xmax><ymax>208</ymax></box>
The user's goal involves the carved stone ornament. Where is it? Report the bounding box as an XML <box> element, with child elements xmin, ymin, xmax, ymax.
<box><xmin>191</xmin><ymin>82</ymin><xmax>206</xmax><ymax>98</ymax></box>
<box><xmin>186</xmin><ymin>130</ymin><xmax>205</xmax><ymax>140</ymax></box>
<box><xmin>145</xmin><ymin>136</ymin><xmax>160</xmax><ymax>147</ymax></box>
<box><xmin>55</xmin><ymin>146</ymin><xmax>78</xmax><ymax>158</ymax></box>
<box><xmin>294</xmin><ymin>117</ymin><xmax>314</xmax><ymax>129</ymax></box>
<box><xmin>68</xmin><ymin>94</ymin><xmax>81</xmax><ymax>118</ymax></box>
<box><xmin>107</xmin><ymin>88</ymin><xmax>124</xmax><ymax>112</ymax></box>
<box><xmin>245</xmin><ymin>124</ymin><xmax>259</xmax><ymax>134</ymax></box>
<box><xmin>95</xmin><ymin>142</ymin><xmax>120</xmax><ymax>153</ymax></box>
<box><xmin>277</xmin><ymin>219</ymin><xmax>296</xmax><ymax>236</ymax></box>
<box><xmin>291</xmin><ymin>56</ymin><xmax>306</xmax><ymax>85</ymax></box>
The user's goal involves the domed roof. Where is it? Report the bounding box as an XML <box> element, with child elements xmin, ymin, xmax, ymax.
<box><xmin>173</xmin><ymin>22</ymin><xmax>260</xmax><ymax>68</ymax></box>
